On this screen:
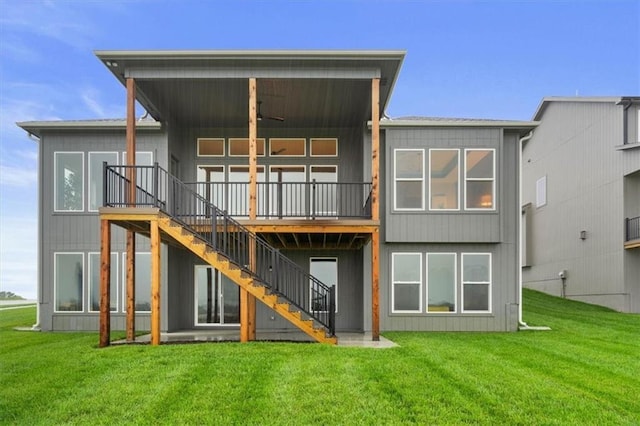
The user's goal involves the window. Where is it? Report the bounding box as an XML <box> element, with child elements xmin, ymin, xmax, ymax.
<box><xmin>88</xmin><ymin>152</ymin><xmax>118</xmax><ymax>211</ymax></box>
<box><xmin>54</xmin><ymin>253</ymin><xmax>84</xmax><ymax>312</ymax></box>
<box><xmin>310</xmin><ymin>166</ymin><xmax>338</xmax><ymax>216</ymax></box>
<box><xmin>310</xmin><ymin>138</ymin><xmax>338</xmax><ymax>157</ymax></box>
<box><xmin>54</xmin><ymin>152</ymin><xmax>84</xmax><ymax>212</ymax></box>
<box><xmin>536</xmin><ymin>176</ymin><xmax>547</xmax><ymax>208</ymax></box>
<box><xmin>465</xmin><ymin>149</ymin><xmax>495</xmax><ymax>210</ymax></box>
<box><xmin>194</xmin><ymin>266</ymin><xmax>240</xmax><ymax>325</ymax></box>
<box><xmin>429</xmin><ymin>149</ymin><xmax>459</xmax><ymax>210</ymax></box>
<box><xmin>197</xmin><ymin>138</ymin><xmax>225</xmax><ymax>157</ymax></box>
<box><xmin>88</xmin><ymin>252</ymin><xmax>118</xmax><ymax>312</ymax></box>
<box><xmin>427</xmin><ymin>253</ymin><xmax>456</xmax><ymax>312</ymax></box>
<box><xmin>310</xmin><ymin>258</ymin><xmax>338</xmax><ymax>313</ymax></box>
<box><xmin>121</xmin><ymin>151</ymin><xmax>153</xmax><ymax>166</ymax></box>
<box><xmin>227</xmin><ymin>166</ymin><xmax>266</xmax><ymax>217</ymax></box>
<box><xmin>228</xmin><ymin>138</ymin><xmax>265</xmax><ymax>157</ymax></box>
<box><xmin>394</xmin><ymin>149</ymin><xmax>424</xmax><ymax>210</ymax></box>
<box><xmin>197</xmin><ymin>165</ymin><xmax>225</xmax><ymax>212</ymax></box>
<box><xmin>391</xmin><ymin>253</ymin><xmax>422</xmax><ymax>313</ymax></box>
<box><xmin>462</xmin><ymin>253</ymin><xmax>491</xmax><ymax>313</ymax></box>
<box><xmin>269</xmin><ymin>138</ymin><xmax>306</xmax><ymax>156</ymax></box>
<box><xmin>269</xmin><ymin>166</ymin><xmax>306</xmax><ymax>217</ymax></box>
<box><xmin>122</xmin><ymin>252</ymin><xmax>151</xmax><ymax>312</ymax></box>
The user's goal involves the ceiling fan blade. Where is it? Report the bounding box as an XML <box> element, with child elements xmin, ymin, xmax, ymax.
<box><xmin>266</xmin><ymin>115</ymin><xmax>285</xmax><ymax>122</ymax></box>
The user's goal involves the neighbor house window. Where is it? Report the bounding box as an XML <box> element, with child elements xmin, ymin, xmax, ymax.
<box><xmin>228</xmin><ymin>138</ymin><xmax>265</xmax><ymax>157</ymax></box>
<box><xmin>465</xmin><ymin>149</ymin><xmax>495</xmax><ymax>210</ymax></box>
<box><xmin>88</xmin><ymin>152</ymin><xmax>118</xmax><ymax>211</ymax></box>
<box><xmin>310</xmin><ymin>138</ymin><xmax>338</xmax><ymax>157</ymax></box>
<box><xmin>197</xmin><ymin>138</ymin><xmax>225</xmax><ymax>157</ymax></box>
<box><xmin>54</xmin><ymin>152</ymin><xmax>84</xmax><ymax>212</ymax></box>
<box><xmin>122</xmin><ymin>252</ymin><xmax>151</xmax><ymax>312</ymax></box>
<box><xmin>394</xmin><ymin>149</ymin><xmax>424</xmax><ymax>210</ymax></box>
<box><xmin>429</xmin><ymin>149</ymin><xmax>459</xmax><ymax>210</ymax></box>
<box><xmin>269</xmin><ymin>138</ymin><xmax>306</xmax><ymax>156</ymax></box>
<box><xmin>88</xmin><ymin>252</ymin><xmax>118</xmax><ymax>312</ymax></box>
<box><xmin>54</xmin><ymin>253</ymin><xmax>84</xmax><ymax>312</ymax></box>
<box><xmin>536</xmin><ymin>176</ymin><xmax>547</xmax><ymax>208</ymax></box>
<box><xmin>462</xmin><ymin>253</ymin><xmax>491</xmax><ymax>313</ymax></box>
<box><xmin>391</xmin><ymin>253</ymin><xmax>422</xmax><ymax>313</ymax></box>
<box><xmin>427</xmin><ymin>253</ymin><xmax>456</xmax><ymax>313</ymax></box>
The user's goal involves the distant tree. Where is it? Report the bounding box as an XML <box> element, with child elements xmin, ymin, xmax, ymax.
<box><xmin>0</xmin><ymin>291</ymin><xmax>25</xmax><ymax>300</ymax></box>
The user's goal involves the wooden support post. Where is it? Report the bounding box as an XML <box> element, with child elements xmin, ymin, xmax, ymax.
<box><xmin>241</xmin><ymin>77</ymin><xmax>258</xmax><ymax>342</ymax></box>
<box><xmin>99</xmin><ymin>219</ymin><xmax>111</xmax><ymax>348</ymax></box>
<box><xmin>125</xmin><ymin>77</ymin><xmax>137</xmax><ymax>342</ymax></box>
<box><xmin>150</xmin><ymin>220</ymin><xmax>161</xmax><ymax>346</ymax></box>
<box><xmin>371</xmin><ymin>78</ymin><xmax>380</xmax><ymax>341</ymax></box>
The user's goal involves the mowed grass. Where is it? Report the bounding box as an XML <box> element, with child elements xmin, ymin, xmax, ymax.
<box><xmin>1</xmin><ymin>289</ymin><xmax>639</xmax><ymax>425</ymax></box>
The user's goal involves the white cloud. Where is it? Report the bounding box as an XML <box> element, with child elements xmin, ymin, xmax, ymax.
<box><xmin>0</xmin><ymin>216</ymin><xmax>37</xmax><ymax>300</ymax></box>
<box><xmin>0</xmin><ymin>164</ymin><xmax>37</xmax><ymax>188</ymax></box>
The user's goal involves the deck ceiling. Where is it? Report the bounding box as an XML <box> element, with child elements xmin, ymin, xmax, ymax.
<box><xmin>95</xmin><ymin>50</ymin><xmax>405</xmax><ymax>128</ymax></box>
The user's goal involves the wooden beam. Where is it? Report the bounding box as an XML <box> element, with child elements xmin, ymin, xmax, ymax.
<box><xmin>150</xmin><ymin>220</ymin><xmax>161</xmax><ymax>345</ymax></box>
<box><xmin>249</xmin><ymin>78</ymin><xmax>257</xmax><ymax>221</ymax></box>
<box><xmin>292</xmin><ymin>232</ymin><xmax>300</xmax><ymax>248</ymax></box>
<box><xmin>371</xmin><ymin>229</ymin><xmax>380</xmax><ymax>341</ymax></box>
<box><xmin>99</xmin><ymin>219</ymin><xmax>111</xmax><ymax>348</ymax></box>
<box><xmin>126</xmin><ymin>78</ymin><xmax>136</xmax><ymax>206</ymax></box>
<box><xmin>125</xmin><ymin>230</ymin><xmax>135</xmax><ymax>342</ymax></box>
<box><xmin>276</xmin><ymin>233</ymin><xmax>288</xmax><ymax>248</ymax></box>
<box><xmin>371</xmin><ymin>78</ymin><xmax>380</xmax><ymax>222</ymax></box>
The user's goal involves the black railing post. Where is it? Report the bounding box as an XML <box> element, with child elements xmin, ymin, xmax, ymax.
<box><xmin>329</xmin><ymin>285</ymin><xmax>336</xmax><ymax>336</ymax></box>
<box><xmin>152</xmin><ymin>162</ymin><xmax>159</xmax><ymax>208</ymax></box>
<box><xmin>311</xmin><ymin>179</ymin><xmax>316</xmax><ymax>220</ymax></box>
<box><xmin>103</xmin><ymin>161</ymin><xmax>109</xmax><ymax>207</ymax></box>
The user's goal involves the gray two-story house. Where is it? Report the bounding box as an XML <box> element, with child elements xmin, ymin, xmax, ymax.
<box><xmin>18</xmin><ymin>50</ymin><xmax>536</xmax><ymax>345</ymax></box>
<box><xmin>522</xmin><ymin>97</ymin><xmax>640</xmax><ymax>312</ymax></box>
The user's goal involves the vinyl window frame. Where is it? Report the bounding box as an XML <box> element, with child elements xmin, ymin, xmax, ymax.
<box><xmin>461</xmin><ymin>253</ymin><xmax>492</xmax><ymax>313</ymax></box>
<box><xmin>196</xmin><ymin>138</ymin><xmax>225</xmax><ymax>157</ymax></box>
<box><xmin>464</xmin><ymin>148</ymin><xmax>496</xmax><ymax>211</ymax></box>
<box><xmin>310</xmin><ymin>138</ymin><xmax>338</xmax><ymax>157</ymax></box>
<box><xmin>393</xmin><ymin>148</ymin><xmax>425</xmax><ymax>211</ymax></box>
<box><xmin>54</xmin><ymin>152</ymin><xmax>84</xmax><ymax>212</ymax></box>
<box><xmin>391</xmin><ymin>252</ymin><xmax>423</xmax><ymax>313</ymax></box>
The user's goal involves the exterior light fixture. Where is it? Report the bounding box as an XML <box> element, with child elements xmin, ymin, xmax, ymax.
<box><xmin>580</xmin><ymin>230</ymin><xmax>587</xmax><ymax>240</ymax></box>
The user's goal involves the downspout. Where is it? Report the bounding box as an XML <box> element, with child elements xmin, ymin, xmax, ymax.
<box><xmin>518</xmin><ymin>130</ymin><xmax>551</xmax><ymax>331</ymax></box>
<box><xmin>26</xmin><ymin>131</ymin><xmax>41</xmax><ymax>330</ymax></box>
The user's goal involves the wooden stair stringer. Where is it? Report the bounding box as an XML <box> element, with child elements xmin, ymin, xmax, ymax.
<box><xmin>157</xmin><ymin>217</ymin><xmax>337</xmax><ymax>345</ymax></box>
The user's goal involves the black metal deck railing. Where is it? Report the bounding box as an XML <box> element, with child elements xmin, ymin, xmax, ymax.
<box><xmin>104</xmin><ymin>163</ymin><xmax>335</xmax><ymax>335</ymax></box>
<box><xmin>184</xmin><ymin>181</ymin><xmax>372</xmax><ymax>219</ymax></box>
<box><xmin>626</xmin><ymin>216</ymin><xmax>640</xmax><ymax>242</ymax></box>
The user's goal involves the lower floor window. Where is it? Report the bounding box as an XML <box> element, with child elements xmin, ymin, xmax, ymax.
<box><xmin>391</xmin><ymin>251</ymin><xmax>492</xmax><ymax>314</ymax></box>
<box><xmin>55</xmin><ymin>253</ymin><xmax>84</xmax><ymax>312</ymax></box>
<box><xmin>88</xmin><ymin>252</ymin><xmax>118</xmax><ymax>312</ymax></box>
<box><xmin>123</xmin><ymin>252</ymin><xmax>151</xmax><ymax>312</ymax></box>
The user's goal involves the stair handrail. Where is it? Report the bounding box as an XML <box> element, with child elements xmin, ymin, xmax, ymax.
<box><xmin>104</xmin><ymin>163</ymin><xmax>336</xmax><ymax>335</ymax></box>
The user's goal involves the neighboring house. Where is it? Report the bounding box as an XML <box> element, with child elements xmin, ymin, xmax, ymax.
<box><xmin>522</xmin><ymin>97</ymin><xmax>640</xmax><ymax>313</ymax></box>
<box><xmin>17</xmin><ymin>50</ymin><xmax>536</xmax><ymax>345</ymax></box>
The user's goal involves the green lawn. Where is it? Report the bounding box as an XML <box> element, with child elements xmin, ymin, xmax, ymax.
<box><xmin>1</xmin><ymin>289</ymin><xmax>638</xmax><ymax>425</ymax></box>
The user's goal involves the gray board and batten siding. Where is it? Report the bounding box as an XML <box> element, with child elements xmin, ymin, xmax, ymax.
<box><xmin>36</xmin><ymin>126</ymin><xmax>168</xmax><ymax>331</ymax></box>
<box><xmin>378</xmin><ymin>126</ymin><xmax>522</xmax><ymax>332</ymax></box>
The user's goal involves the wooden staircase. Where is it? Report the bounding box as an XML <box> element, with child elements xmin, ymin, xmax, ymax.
<box><xmin>158</xmin><ymin>216</ymin><xmax>337</xmax><ymax>344</ymax></box>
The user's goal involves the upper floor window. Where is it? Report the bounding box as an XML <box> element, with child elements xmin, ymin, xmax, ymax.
<box><xmin>88</xmin><ymin>152</ymin><xmax>118</xmax><ymax>211</ymax></box>
<box><xmin>269</xmin><ymin>138</ymin><xmax>305</xmax><ymax>156</ymax></box>
<box><xmin>54</xmin><ymin>152</ymin><xmax>84</xmax><ymax>212</ymax></box>
<box><xmin>394</xmin><ymin>149</ymin><xmax>425</xmax><ymax>210</ymax></box>
<box><xmin>229</xmin><ymin>138</ymin><xmax>265</xmax><ymax>156</ymax></box>
<box><xmin>429</xmin><ymin>149</ymin><xmax>459</xmax><ymax>210</ymax></box>
<box><xmin>197</xmin><ymin>138</ymin><xmax>225</xmax><ymax>157</ymax></box>
<box><xmin>464</xmin><ymin>149</ymin><xmax>495</xmax><ymax>210</ymax></box>
<box><xmin>310</xmin><ymin>138</ymin><xmax>338</xmax><ymax>157</ymax></box>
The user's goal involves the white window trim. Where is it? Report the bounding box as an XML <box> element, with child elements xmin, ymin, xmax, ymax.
<box><xmin>228</xmin><ymin>138</ymin><xmax>266</xmax><ymax>157</ymax></box>
<box><xmin>426</xmin><ymin>253</ymin><xmax>457</xmax><ymax>314</ymax></box>
<box><xmin>268</xmin><ymin>138</ymin><xmax>307</xmax><ymax>157</ymax></box>
<box><xmin>88</xmin><ymin>152</ymin><xmax>119</xmax><ymax>212</ymax></box>
<box><xmin>196</xmin><ymin>138</ymin><xmax>225</xmax><ymax>157</ymax></box>
<box><xmin>391</xmin><ymin>252</ymin><xmax>423</xmax><ymax>313</ymax></box>
<box><xmin>54</xmin><ymin>252</ymin><xmax>85</xmax><ymax>313</ymax></box>
<box><xmin>393</xmin><ymin>148</ymin><xmax>425</xmax><ymax>211</ymax></box>
<box><xmin>461</xmin><ymin>253</ymin><xmax>492</xmax><ymax>314</ymax></box>
<box><xmin>309</xmin><ymin>257</ymin><xmax>338</xmax><ymax>313</ymax></box>
<box><xmin>536</xmin><ymin>175</ymin><xmax>547</xmax><ymax>208</ymax></box>
<box><xmin>428</xmin><ymin>149</ymin><xmax>460</xmax><ymax>211</ymax></box>
<box><xmin>310</xmin><ymin>138</ymin><xmax>339</xmax><ymax>157</ymax></box>
<box><xmin>464</xmin><ymin>148</ymin><xmax>496</xmax><ymax>211</ymax></box>
<box><xmin>87</xmin><ymin>252</ymin><xmax>119</xmax><ymax>313</ymax></box>
<box><xmin>121</xmin><ymin>252</ymin><xmax>152</xmax><ymax>313</ymax></box>
<box><xmin>54</xmin><ymin>152</ymin><xmax>84</xmax><ymax>212</ymax></box>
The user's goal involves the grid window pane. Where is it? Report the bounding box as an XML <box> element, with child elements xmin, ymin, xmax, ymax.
<box><xmin>466</xmin><ymin>181</ymin><xmax>493</xmax><ymax>209</ymax></box>
<box><xmin>395</xmin><ymin>150</ymin><xmax>423</xmax><ymax>179</ymax></box>
<box><xmin>463</xmin><ymin>284</ymin><xmax>489</xmax><ymax>311</ymax></box>
<box><xmin>466</xmin><ymin>150</ymin><xmax>493</xmax><ymax>179</ymax></box>
<box><xmin>394</xmin><ymin>284</ymin><xmax>421</xmax><ymax>311</ymax></box>
<box><xmin>463</xmin><ymin>254</ymin><xmax>490</xmax><ymax>282</ymax></box>
<box><xmin>396</xmin><ymin>181</ymin><xmax>423</xmax><ymax>209</ymax></box>
<box><xmin>393</xmin><ymin>253</ymin><xmax>421</xmax><ymax>282</ymax></box>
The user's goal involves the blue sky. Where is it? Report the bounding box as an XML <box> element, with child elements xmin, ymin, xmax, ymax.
<box><xmin>0</xmin><ymin>0</ymin><xmax>638</xmax><ymax>299</ymax></box>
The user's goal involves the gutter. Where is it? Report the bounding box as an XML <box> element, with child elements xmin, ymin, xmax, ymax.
<box><xmin>518</xmin><ymin>130</ymin><xmax>551</xmax><ymax>331</ymax></box>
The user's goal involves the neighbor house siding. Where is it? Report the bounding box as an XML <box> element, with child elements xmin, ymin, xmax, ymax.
<box><xmin>522</xmin><ymin>101</ymin><xmax>633</xmax><ymax>311</ymax></box>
